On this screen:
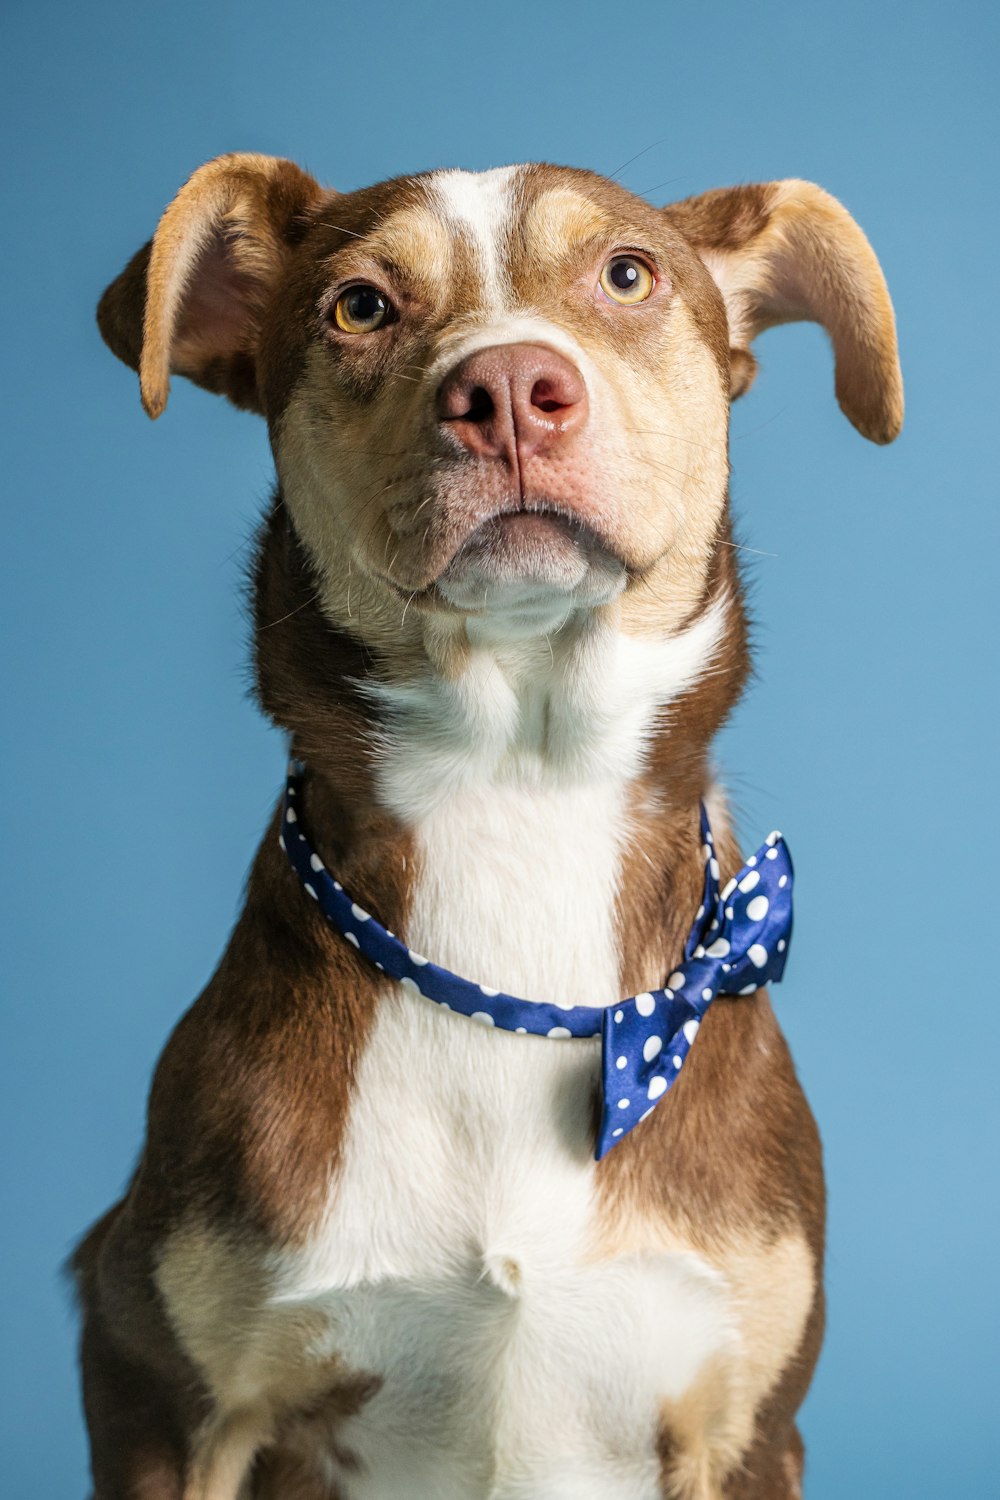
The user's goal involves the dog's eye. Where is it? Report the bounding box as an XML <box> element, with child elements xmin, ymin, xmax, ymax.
<box><xmin>599</xmin><ymin>255</ymin><xmax>654</xmax><ymax>305</ymax></box>
<box><xmin>332</xmin><ymin>285</ymin><xmax>392</xmax><ymax>334</ymax></box>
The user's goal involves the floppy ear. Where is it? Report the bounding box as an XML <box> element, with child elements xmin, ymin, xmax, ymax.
<box><xmin>664</xmin><ymin>179</ymin><xmax>903</xmax><ymax>443</ymax></box>
<box><xmin>97</xmin><ymin>152</ymin><xmax>325</xmax><ymax>418</ymax></box>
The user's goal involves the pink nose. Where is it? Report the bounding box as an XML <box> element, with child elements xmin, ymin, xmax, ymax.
<box><xmin>436</xmin><ymin>343</ymin><xmax>588</xmax><ymax>465</ymax></box>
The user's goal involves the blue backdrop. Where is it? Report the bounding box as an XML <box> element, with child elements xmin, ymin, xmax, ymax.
<box><xmin>2</xmin><ymin>1</ymin><xmax>996</xmax><ymax>1494</ymax></box>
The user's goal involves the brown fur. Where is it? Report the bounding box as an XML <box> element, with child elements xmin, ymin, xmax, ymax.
<box><xmin>75</xmin><ymin>154</ymin><xmax>900</xmax><ymax>1499</ymax></box>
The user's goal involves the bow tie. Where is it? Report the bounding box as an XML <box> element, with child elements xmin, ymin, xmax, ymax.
<box><xmin>280</xmin><ymin>763</ymin><xmax>793</xmax><ymax>1158</ymax></box>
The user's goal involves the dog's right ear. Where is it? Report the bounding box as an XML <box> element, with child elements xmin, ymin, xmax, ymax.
<box><xmin>97</xmin><ymin>153</ymin><xmax>325</xmax><ymax>419</ymax></box>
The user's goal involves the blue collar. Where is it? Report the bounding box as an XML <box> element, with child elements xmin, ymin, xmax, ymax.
<box><xmin>280</xmin><ymin>763</ymin><xmax>793</xmax><ymax>1159</ymax></box>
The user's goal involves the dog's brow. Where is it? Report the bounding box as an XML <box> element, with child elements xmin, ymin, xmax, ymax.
<box><xmin>521</xmin><ymin>187</ymin><xmax>650</xmax><ymax>260</ymax></box>
<box><xmin>344</xmin><ymin>204</ymin><xmax>452</xmax><ymax>285</ymax></box>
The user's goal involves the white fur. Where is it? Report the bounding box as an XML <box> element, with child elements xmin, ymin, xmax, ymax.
<box><xmin>273</xmin><ymin>1000</ymin><xmax>734</xmax><ymax>1500</ymax></box>
<box><xmin>256</xmin><ymin>598</ymin><xmax>734</xmax><ymax>1497</ymax></box>
<box><xmin>431</xmin><ymin>167</ymin><xmax>520</xmax><ymax>315</ymax></box>
<box><xmin>368</xmin><ymin>596</ymin><xmax>729</xmax><ymax>819</ymax></box>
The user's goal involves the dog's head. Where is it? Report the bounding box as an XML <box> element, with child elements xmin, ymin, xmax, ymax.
<box><xmin>100</xmin><ymin>154</ymin><xmax>901</xmax><ymax>650</ymax></box>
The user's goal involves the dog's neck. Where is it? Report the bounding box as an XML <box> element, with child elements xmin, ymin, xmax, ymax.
<box><xmin>254</xmin><ymin>498</ymin><xmax>750</xmax><ymax>999</ymax></box>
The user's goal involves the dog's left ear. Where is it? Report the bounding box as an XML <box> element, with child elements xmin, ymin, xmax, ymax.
<box><xmin>98</xmin><ymin>152</ymin><xmax>326</xmax><ymax>419</ymax></box>
<box><xmin>664</xmin><ymin>180</ymin><xmax>903</xmax><ymax>443</ymax></box>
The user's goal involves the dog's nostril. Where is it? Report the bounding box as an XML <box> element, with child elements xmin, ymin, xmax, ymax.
<box><xmin>460</xmin><ymin>385</ymin><xmax>494</xmax><ymax>423</ymax></box>
<box><xmin>530</xmin><ymin>379</ymin><xmax>568</xmax><ymax>415</ymax></box>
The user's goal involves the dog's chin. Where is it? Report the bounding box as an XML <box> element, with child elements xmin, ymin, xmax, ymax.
<box><xmin>434</xmin><ymin>512</ymin><xmax>627</xmax><ymax>635</ymax></box>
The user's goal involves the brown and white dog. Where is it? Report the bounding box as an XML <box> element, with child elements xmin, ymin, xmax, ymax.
<box><xmin>74</xmin><ymin>154</ymin><xmax>902</xmax><ymax>1500</ymax></box>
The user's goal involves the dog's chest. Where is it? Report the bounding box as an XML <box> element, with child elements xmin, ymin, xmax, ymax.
<box><xmin>270</xmin><ymin>785</ymin><xmax>735</xmax><ymax>1498</ymax></box>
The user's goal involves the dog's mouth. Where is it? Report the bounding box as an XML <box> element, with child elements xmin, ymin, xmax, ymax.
<box><xmin>433</xmin><ymin>505</ymin><xmax>628</xmax><ymax>615</ymax></box>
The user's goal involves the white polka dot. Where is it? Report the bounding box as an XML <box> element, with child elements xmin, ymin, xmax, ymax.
<box><xmin>746</xmin><ymin>894</ymin><xmax>769</xmax><ymax>922</ymax></box>
<box><xmin>309</xmin><ymin>853</ymin><xmax>323</xmax><ymax>872</ymax></box>
<box><xmin>767</xmin><ymin>830</ymin><xmax>781</xmax><ymax>845</ymax></box>
<box><xmin>706</xmin><ymin>937</ymin><xmax>730</xmax><ymax>958</ymax></box>
<box><xmin>765</xmin><ymin>847</ymin><xmax>778</xmax><ymax>860</ymax></box>
<box><xmin>647</xmin><ymin>1075</ymin><xmax>667</xmax><ymax>1100</ymax></box>
<box><xmin>705</xmin><ymin>828</ymin><xmax>713</xmax><ymax>844</ymax></box>
<box><xmin>721</xmin><ymin>878</ymin><xmax>737</xmax><ymax>901</ymax></box>
<box><xmin>702</xmin><ymin>844</ymin><xmax>712</xmax><ymax>862</ymax></box>
<box><xmin>747</xmin><ymin>855</ymin><xmax>757</xmax><ymax>866</ymax></box>
<box><xmin>722</xmin><ymin>962</ymin><xmax>731</xmax><ymax>972</ymax></box>
<box><xmin>777</xmin><ymin>939</ymin><xmax>786</xmax><ymax>952</ymax></box>
<box><xmin>635</xmin><ymin>992</ymin><xmax>656</xmax><ymax>1017</ymax></box>
<box><xmin>616</xmin><ymin>1055</ymin><xmax>628</xmax><ymax>1069</ymax></box>
<box><xmin>612</xmin><ymin>1127</ymin><xmax>624</xmax><ymax>1137</ymax></box>
<box><xmin>614</xmin><ymin>1009</ymin><xmax>624</xmax><ymax>1023</ymax></box>
<box><xmin>439</xmin><ymin>1002</ymin><xmax>449</xmax><ymax>1010</ymax></box>
<box><xmin>709</xmin><ymin>918</ymin><xmax>719</xmax><ymax>931</ymax></box>
<box><xmin>344</xmin><ymin>932</ymin><xmax>360</xmax><ymax>948</ymax></box>
<box><xmin>667</xmin><ymin>971</ymin><xmax>685</xmax><ymax>990</ymax></box>
<box><xmin>515</xmin><ymin>1026</ymin><xmax>527</xmax><ymax>1034</ymax></box>
<box><xmin>408</xmin><ymin>951</ymin><xmax>428</xmax><ymax>966</ymax></box>
<box><xmin>725</xmin><ymin>906</ymin><xmax>735</xmax><ymax>919</ymax></box>
<box><xmin>471</xmin><ymin>1011</ymin><xmax>495</xmax><ymax>1026</ymax></box>
<box><xmin>739</xmin><ymin>983</ymin><xmax>757</xmax><ymax>994</ymax></box>
<box><xmin>643</xmin><ymin>1035</ymin><xmax>663</xmax><ymax>1063</ymax></box>
<box><xmin>710</xmin><ymin>857</ymin><xmax>720</xmax><ymax>879</ymax></box>
<box><xmin>375</xmin><ymin>962</ymin><xmax>384</xmax><ymax>970</ymax></box>
<box><xmin>479</xmin><ymin>984</ymin><xmax>499</xmax><ymax>996</ymax></box>
<box><xmin>693</xmin><ymin>945</ymin><xmax>706</xmax><ymax>959</ymax></box>
<box><xmin>548</xmin><ymin>1026</ymin><xmax>572</xmax><ymax>1039</ymax></box>
<box><xmin>278</xmin><ymin>834</ymin><xmax>286</xmax><ymax>852</ymax></box>
<box><xmin>351</xmin><ymin>903</ymin><xmax>371</xmax><ymax>922</ymax></box>
<box><xmin>778</xmin><ymin>874</ymin><xmax>788</xmax><ymax>888</ymax></box>
<box><xmin>672</xmin><ymin>1055</ymin><xmax>683</xmax><ymax>1069</ymax></box>
<box><xmin>663</xmin><ymin>988</ymin><xmax>674</xmax><ymax>1000</ymax></box>
<box><xmin>285</xmin><ymin>806</ymin><xmax>297</xmax><ymax>823</ymax></box>
<box><xmin>696</xmin><ymin>904</ymin><xmax>705</xmax><ymax>920</ymax></box>
<box><xmin>738</xmin><ymin>870</ymin><xmax>760</xmax><ymax>893</ymax></box>
<box><xmin>333</xmin><ymin>880</ymin><xmax>342</xmax><ymax>891</ymax></box>
<box><xmin>701</xmin><ymin>988</ymin><xmax>712</xmax><ymax>1001</ymax></box>
<box><xmin>682</xmin><ymin>1018</ymin><xmax>700</xmax><ymax>1044</ymax></box>
<box><xmin>304</xmin><ymin>883</ymin><xmax>318</xmax><ymax>900</ymax></box>
<box><xmin>399</xmin><ymin>976</ymin><xmax>422</xmax><ymax>996</ymax></box>
<box><xmin>748</xmin><ymin>943</ymin><xmax>768</xmax><ymax>968</ymax></box>
<box><xmin>617</xmin><ymin>1098</ymin><xmax>630</xmax><ymax>1110</ymax></box>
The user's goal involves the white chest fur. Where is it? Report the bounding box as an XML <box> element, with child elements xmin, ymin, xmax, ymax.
<box><xmin>261</xmin><ymin>610</ymin><xmax>738</xmax><ymax>1497</ymax></box>
<box><xmin>272</xmin><ymin>794</ymin><xmax>732</xmax><ymax>1495</ymax></box>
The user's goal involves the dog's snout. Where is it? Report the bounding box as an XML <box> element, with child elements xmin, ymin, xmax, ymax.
<box><xmin>436</xmin><ymin>344</ymin><xmax>588</xmax><ymax>465</ymax></box>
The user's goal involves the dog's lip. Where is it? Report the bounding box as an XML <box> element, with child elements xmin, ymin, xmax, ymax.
<box><xmin>453</xmin><ymin>505</ymin><xmax>605</xmax><ymax>554</ymax></box>
<box><xmin>372</xmin><ymin>502</ymin><xmax>628</xmax><ymax>606</ymax></box>
<box><xmin>446</xmin><ymin>501</ymin><xmax>624</xmax><ymax>575</ymax></box>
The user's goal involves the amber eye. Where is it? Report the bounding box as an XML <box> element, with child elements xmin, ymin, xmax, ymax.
<box><xmin>332</xmin><ymin>285</ymin><xmax>392</xmax><ymax>333</ymax></box>
<box><xmin>599</xmin><ymin>255</ymin><xmax>655</xmax><ymax>305</ymax></box>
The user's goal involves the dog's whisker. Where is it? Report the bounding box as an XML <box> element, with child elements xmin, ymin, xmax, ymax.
<box><xmin>259</xmin><ymin>592</ymin><xmax>319</xmax><ymax>629</ymax></box>
<box><xmin>400</xmin><ymin>590</ymin><xmax>418</xmax><ymax>627</ymax></box>
<box><xmin>624</xmin><ymin>426</ymin><xmax>718</xmax><ymax>453</ymax></box>
<box><xmin>607</xmin><ymin>135</ymin><xmax>672</xmax><ymax>183</ymax></box>
<box><xmin>732</xmin><ymin>408</ymin><xmax>789</xmax><ymax>441</ymax></box>
<box><xmin>635</xmin><ymin>174</ymin><xmax>688</xmax><ymax>199</ymax></box>
<box><xmin>314</xmin><ymin>220</ymin><xmax>367</xmax><ymax>239</ymax></box>
<box><xmin>718</xmin><ymin>539</ymin><xmax>778</xmax><ymax>559</ymax></box>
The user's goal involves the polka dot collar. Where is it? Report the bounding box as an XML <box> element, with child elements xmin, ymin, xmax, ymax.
<box><xmin>279</xmin><ymin>763</ymin><xmax>793</xmax><ymax>1159</ymax></box>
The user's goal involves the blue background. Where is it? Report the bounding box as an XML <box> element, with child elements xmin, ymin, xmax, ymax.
<box><xmin>2</xmin><ymin>1</ymin><xmax>996</xmax><ymax>1493</ymax></box>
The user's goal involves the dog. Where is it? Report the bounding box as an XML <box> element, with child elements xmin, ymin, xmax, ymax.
<box><xmin>74</xmin><ymin>154</ymin><xmax>902</xmax><ymax>1500</ymax></box>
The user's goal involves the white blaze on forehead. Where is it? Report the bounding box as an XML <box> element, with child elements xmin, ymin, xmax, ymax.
<box><xmin>429</xmin><ymin>165</ymin><xmax>522</xmax><ymax>314</ymax></box>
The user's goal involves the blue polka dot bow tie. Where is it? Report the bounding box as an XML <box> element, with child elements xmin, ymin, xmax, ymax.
<box><xmin>280</xmin><ymin>763</ymin><xmax>794</xmax><ymax>1159</ymax></box>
